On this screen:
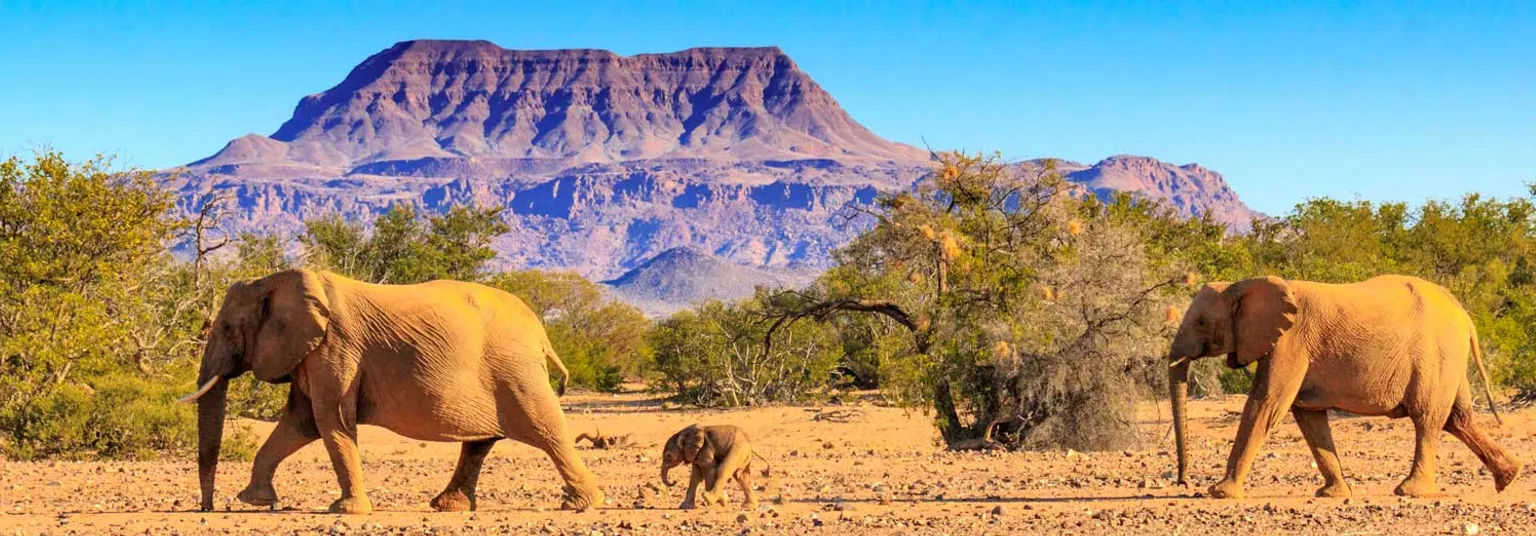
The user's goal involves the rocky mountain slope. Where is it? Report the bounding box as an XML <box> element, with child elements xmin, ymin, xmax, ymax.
<box><xmin>603</xmin><ymin>247</ymin><xmax>817</xmax><ymax>316</ymax></box>
<box><xmin>1050</xmin><ymin>156</ymin><xmax>1260</xmax><ymax>229</ymax></box>
<box><xmin>164</xmin><ymin>40</ymin><xmax>1260</xmax><ymax>311</ymax></box>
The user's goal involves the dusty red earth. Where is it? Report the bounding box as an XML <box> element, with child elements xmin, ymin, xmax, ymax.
<box><xmin>4</xmin><ymin>392</ymin><xmax>1536</xmax><ymax>534</ymax></box>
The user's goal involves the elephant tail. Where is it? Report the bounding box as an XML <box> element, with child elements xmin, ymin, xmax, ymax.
<box><xmin>753</xmin><ymin>450</ymin><xmax>772</xmax><ymax>478</ymax></box>
<box><xmin>1471</xmin><ymin>332</ymin><xmax>1504</xmax><ymax>426</ymax></box>
<box><xmin>541</xmin><ymin>336</ymin><xmax>570</xmax><ymax>397</ymax></box>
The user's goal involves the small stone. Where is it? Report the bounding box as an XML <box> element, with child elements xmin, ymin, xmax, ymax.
<box><xmin>990</xmin><ymin>505</ymin><xmax>1005</xmax><ymax>516</ymax></box>
<box><xmin>1463</xmin><ymin>522</ymin><xmax>1480</xmax><ymax>535</ymax></box>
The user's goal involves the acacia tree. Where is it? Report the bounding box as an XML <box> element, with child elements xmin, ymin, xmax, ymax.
<box><xmin>765</xmin><ymin>152</ymin><xmax>1215</xmax><ymax>450</ymax></box>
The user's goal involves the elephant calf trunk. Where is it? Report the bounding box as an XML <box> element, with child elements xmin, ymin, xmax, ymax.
<box><xmin>1168</xmin><ymin>359</ymin><xmax>1191</xmax><ymax>486</ymax></box>
<box><xmin>661</xmin><ymin>462</ymin><xmax>677</xmax><ymax>487</ymax></box>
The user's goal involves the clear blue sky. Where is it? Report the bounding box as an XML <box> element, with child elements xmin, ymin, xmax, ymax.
<box><xmin>2</xmin><ymin>1</ymin><xmax>1532</xmax><ymax>214</ymax></box>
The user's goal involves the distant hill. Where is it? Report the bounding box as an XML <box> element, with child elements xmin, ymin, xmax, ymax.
<box><xmin>161</xmin><ymin>39</ymin><xmax>1262</xmax><ymax>309</ymax></box>
<box><xmin>603</xmin><ymin>247</ymin><xmax>816</xmax><ymax>317</ymax></box>
<box><xmin>1048</xmin><ymin>156</ymin><xmax>1260</xmax><ymax>231</ymax></box>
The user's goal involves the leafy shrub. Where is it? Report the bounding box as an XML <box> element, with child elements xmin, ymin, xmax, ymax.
<box><xmin>220</xmin><ymin>422</ymin><xmax>259</xmax><ymax>462</ymax></box>
<box><xmin>487</xmin><ymin>270</ymin><xmax>652</xmax><ymax>392</ymax></box>
<box><xmin>225</xmin><ymin>376</ymin><xmax>290</xmax><ymax>421</ymax></box>
<box><xmin>651</xmin><ymin>298</ymin><xmax>841</xmax><ymax>406</ymax></box>
<box><xmin>1</xmin><ymin>372</ymin><xmax>196</xmax><ymax>459</ymax></box>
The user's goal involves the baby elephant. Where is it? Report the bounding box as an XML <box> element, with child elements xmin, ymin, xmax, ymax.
<box><xmin>659</xmin><ymin>424</ymin><xmax>772</xmax><ymax>510</ymax></box>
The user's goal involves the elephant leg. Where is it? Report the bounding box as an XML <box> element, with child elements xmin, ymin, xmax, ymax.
<box><xmin>680</xmin><ymin>465</ymin><xmax>701</xmax><ymax>509</ymax></box>
<box><xmin>1210</xmin><ymin>358</ymin><xmax>1306</xmax><ymax>499</ymax></box>
<box><xmin>735</xmin><ymin>462</ymin><xmax>757</xmax><ymax>510</ymax></box>
<box><xmin>430</xmin><ymin>439</ymin><xmax>499</xmax><ymax>512</ymax></box>
<box><xmin>1396</xmin><ymin>408</ymin><xmax>1449</xmax><ymax>498</ymax></box>
<box><xmin>1291</xmin><ymin>408</ymin><xmax>1350</xmax><ymax>498</ymax></box>
<box><xmin>497</xmin><ymin>382</ymin><xmax>603</xmax><ymax>511</ymax></box>
<box><xmin>238</xmin><ymin>394</ymin><xmax>319</xmax><ymax>507</ymax></box>
<box><xmin>1444</xmin><ymin>385</ymin><xmax>1523</xmax><ymax>492</ymax></box>
<box><xmin>312</xmin><ymin>388</ymin><xmax>372</xmax><ymax>515</ymax></box>
<box><xmin>698</xmin><ymin>463</ymin><xmax>724</xmax><ymax>507</ymax></box>
<box><xmin>705</xmin><ymin>447</ymin><xmax>746</xmax><ymax>507</ymax></box>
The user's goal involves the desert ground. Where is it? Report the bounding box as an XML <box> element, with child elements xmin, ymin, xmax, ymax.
<box><xmin>4</xmin><ymin>391</ymin><xmax>1536</xmax><ymax>535</ymax></box>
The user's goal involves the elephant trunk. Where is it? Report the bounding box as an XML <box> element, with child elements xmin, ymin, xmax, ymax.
<box><xmin>188</xmin><ymin>338</ymin><xmax>237</xmax><ymax>512</ymax></box>
<box><xmin>196</xmin><ymin>377</ymin><xmax>229</xmax><ymax>511</ymax></box>
<box><xmin>661</xmin><ymin>460</ymin><xmax>678</xmax><ymax>487</ymax></box>
<box><xmin>1168</xmin><ymin>358</ymin><xmax>1191</xmax><ymax>486</ymax></box>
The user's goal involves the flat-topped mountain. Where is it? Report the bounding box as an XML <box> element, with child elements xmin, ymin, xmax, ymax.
<box><xmin>166</xmin><ymin>40</ymin><xmax>1261</xmax><ymax>309</ymax></box>
<box><xmin>193</xmin><ymin>40</ymin><xmax>926</xmax><ymax>175</ymax></box>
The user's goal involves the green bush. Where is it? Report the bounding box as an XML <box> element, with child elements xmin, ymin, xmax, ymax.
<box><xmin>652</xmin><ymin>297</ymin><xmax>841</xmax><ymax>406</ymax></box>
<box><xmin>220</xmin><ymin>422</ymin><xmax>260</xmax><ymax>462</ymax></box>
<box><xmin>1</xmin><ymin>372</ymin><xmax>196</xmax><ymax>459</ymax></box>
<box><xmin>487</xmin><ymin>270</ymin><xmax>652</xmax><ymax>392</ymax></box>
<box><xmin>226</xmin><ymin>376</ymin><xmax>289</xmax><ymax>421</ymax></box>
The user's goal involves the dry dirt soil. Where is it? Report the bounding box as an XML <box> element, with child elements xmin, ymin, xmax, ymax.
<box><xmin>5</xmin><ymin>392</ymin><xmax>1536</xmax><ymax>535</ymax></box>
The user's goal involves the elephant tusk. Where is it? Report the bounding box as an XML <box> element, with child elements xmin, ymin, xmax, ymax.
<box><xmin>178</xmin><ymin>377</ymin><xmax>220</xmax><ymax>404</ymax></box>
<box><xmin>1168</xmin><ymin>356</ymin><xmax>1193</xmax><ymax>369</ymax></box>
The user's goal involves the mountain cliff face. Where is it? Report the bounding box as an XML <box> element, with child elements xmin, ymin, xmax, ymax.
<box><xmin>165</xmin><ymin>40</ymin><xmax>1260</xmax><ymax>308</ymax></box>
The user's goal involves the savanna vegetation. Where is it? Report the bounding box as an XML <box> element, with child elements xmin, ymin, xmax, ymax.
<box><xmin>3</xmin><ymin>149</ymin><xmax>1534</xmax><ymax>459</ymax></box>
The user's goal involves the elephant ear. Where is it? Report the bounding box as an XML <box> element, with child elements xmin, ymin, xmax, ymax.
<box><xmin>250</xmin><ymin>270</ymin><xmax>331</xmax><ymax>382</ymax></box>
<box><xmin>681</xmin><ymin>427</ymin><xmax>712</xmax><ymax>464</ymax></box>
<box><xmin>1222</xmin><ymin>276</ymin><xmax>1297</xmax><ymax>367</ymax></box>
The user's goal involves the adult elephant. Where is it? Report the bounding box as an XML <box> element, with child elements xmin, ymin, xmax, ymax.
<box><xmin>1166</xmin><ymin>275</ymin><xmax>1521</xmax><ymax>499</ymax></box>
<box><xmin>179</xmin><ymin>269</ymin><xmax>603</xmax><ymax>514</ymax></box>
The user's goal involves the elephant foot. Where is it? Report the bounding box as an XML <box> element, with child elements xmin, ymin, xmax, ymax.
<box><xmin>1393</xmin><ymin>478</ymin><xmax>1442</xmax><ymax>498</ymax></box>
<box><xmin>328</xmin><ymin>496</ymin><xmax>373</xmax><ymax>515</ymax></box>
<box><xmin>1493</xmin><ymin>459</ymin><xmax>1523</xmax><ymax>492</ymax></box>
<box><xmin>430</xmin><ymin>489</ymin><xmax>475</xmax><ymax>512</ymax></box>
<box><xmin>559</xmin><ymin>484</ymin><xmax>603</xmax><ymax>512</ymax></box>
<box><xmin>236</xmin><ymin>485</ymin><xmax>278</xmax><ymax>507</ymax></box>
<box><xmin>742</xmin><ymin>501</ymin><xmax>759</xmax><ymax>511</ymax></box>
<box><xmin>1207</xmin><ymin>479</ymin><xmax>1245</xmax><ymax>499</ymax></box>
<box><xmin>1314</xmin><ymin>482</ymin><xmax>1352</xmax><ymax>498</ymax></box>
<box><xmin>679</xmin><ymin>499</ymin><xmax>697</xmax><ymax>510</ymax></box>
